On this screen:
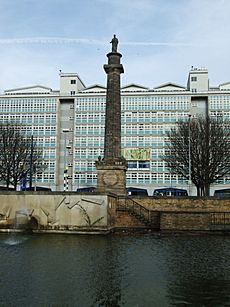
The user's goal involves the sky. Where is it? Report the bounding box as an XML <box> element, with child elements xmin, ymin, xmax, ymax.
<box><xmin>0</xmin><ymin>0</ymin><xmax>230</xmax><ymax>93</ymax></box>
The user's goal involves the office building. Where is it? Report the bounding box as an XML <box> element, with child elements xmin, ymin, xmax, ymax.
<box><xmin>0</xmin><ymin>68</ymin><xmax>229</xmax><ymax>195</ymax></box>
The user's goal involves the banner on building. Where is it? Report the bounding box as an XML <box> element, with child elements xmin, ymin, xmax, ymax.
<box><xmin>122</xmin><ymin>148</ymin><xmax>151</xmax><ymax>161</ymax></box>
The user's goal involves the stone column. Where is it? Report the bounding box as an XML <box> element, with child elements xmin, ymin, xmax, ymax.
<box><xmin>96</xmin><ymin>35</ymin><xmax>127</xmax><ymax>195</ymax></box>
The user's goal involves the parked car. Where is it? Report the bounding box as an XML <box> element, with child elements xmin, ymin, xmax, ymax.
<box><xmin>153</xmin><ymin>187</ymin><xmax>188</xmax><ymax>197</ymax></box>
<box><xmin>127</xmin><ymin>187</ymin><xmax>148</xmax><ymax>196</ymax></box>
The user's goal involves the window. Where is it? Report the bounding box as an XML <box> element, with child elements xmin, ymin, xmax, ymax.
<box><xmin>70</xmin><ymin>91</ymin><xmax>76</xmax><ymax>95</ymax></box>
<box><xmin>128</xmin><ymin>161</ymin><xmax>138</xmax><ymax>168</ymax></box>
<box><xmin>70</xmin><ymin>80</ymin><xmax>76</xmax><ymax>84</ymax></box>
<box><xmin>191</xmin><ymin>76</ymin><xmax>197</xmax><ymax>82</ymax></box>
<box><xmin>127</xmin><ymin>161</ymin><xmax>150</xmax><ymax>169</ymax></box>
<box><xmin>139</xmin><ymin>161</ymin><xmax>150</xmax><ymax>169</ymax></box>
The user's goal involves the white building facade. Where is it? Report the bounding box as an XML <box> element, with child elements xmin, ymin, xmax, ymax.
<box><xmin>0</xmin><ymin>68</ymin><xmax>230</xmax><ymax>195</ymax></box>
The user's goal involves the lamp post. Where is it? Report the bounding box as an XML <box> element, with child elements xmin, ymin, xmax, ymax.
<box><xmin>29</xmin><ymin>135</ymin><xmax>34</xmax><ymax>190</ymax></box>
<box><xmin>76</xmin><ymin>171</ymin><xmax>82</xmax><ymax>190</ymax></box>
<box><xmin>188</xmin><ymin>114</ymin><xmax>192</xmax><ymax>195</ymax></box>
<box><xmin>62</xmin><ymin>129</ymin><xmax>70</xmax><ymax>192</ymax></box>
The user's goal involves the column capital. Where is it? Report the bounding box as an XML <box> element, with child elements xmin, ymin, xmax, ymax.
<box><xmin>104</xmin><ymin>64</ymin><xmax>124</xmax><ymax>74</ymax></box>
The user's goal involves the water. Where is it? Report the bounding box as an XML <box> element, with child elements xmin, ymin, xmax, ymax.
<box><xmin>15</xmin><ymin>208</ymin><xmax>30</xmax><ymax>229</ymax></box>
<box><xmin>1</xmin><ymin>233</ymin><xmax>230</xmax><ymax>307</ymax></box>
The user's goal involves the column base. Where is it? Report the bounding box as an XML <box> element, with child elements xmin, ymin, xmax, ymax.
<box><xmin>96</xmin><ymin>160</ymin><xmax>127</xmax><ymax>195</ymax></box>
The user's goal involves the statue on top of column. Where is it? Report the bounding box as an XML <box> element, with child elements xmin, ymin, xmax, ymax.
<box><xmin>110</xmin><ymin>34</ymin><xmax>118</xmax><ymax>53</ymax></box>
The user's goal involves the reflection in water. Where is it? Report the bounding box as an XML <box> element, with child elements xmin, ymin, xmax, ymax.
<box><xmin>90</xmin><ymin>237</ymin><xmax>123</xmax><ymax>306</ymax></box>
<box><xmin>1</xmin><ymin>234</ymin><xmax>230</xmax><ymax>306</ymax></box>
<box><xmin>165</xmin><ymin>236</ymin><xmax>230</xmax><ymax>306</ymax></box>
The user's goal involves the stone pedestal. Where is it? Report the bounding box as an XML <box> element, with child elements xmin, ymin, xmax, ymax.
<box><xmin>96</xmin><ymin>159</ymin><xmax>127</xmax><ymax>195</ymax></box>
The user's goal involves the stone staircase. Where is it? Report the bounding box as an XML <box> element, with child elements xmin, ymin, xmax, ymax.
<box><xmin>117</xmin><ymin>197</ymin><xmax>160</xmax><ymax>229</ymax></box>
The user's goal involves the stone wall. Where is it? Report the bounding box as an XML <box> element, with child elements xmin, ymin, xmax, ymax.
<box><xmin>0</xmin><ymin>192</ymin><xmax>115</xmax><ymax>233</ymax></box>
<box><xmin>160</xmin><ymin>212</ymin><xmax>211</xmax><ymax>231</ymax></box>
<box><xmin>115</xmin><ymin>211</ymin><xmax>145</xmax><ymax>228</ymax></box>
<box><xmin>131</xmin><ymin>197</ymin><xmax>230</xmax><ymax>212</ymax></box>
<box><xmin>0</xmin><ymin>193</ymin><xmax>230</xmax><ymax>232</ymax></box>
<box><xmin>115</xmin><ymin>197</ymin><xmax>230</xmax><ymax>231</ymax></box>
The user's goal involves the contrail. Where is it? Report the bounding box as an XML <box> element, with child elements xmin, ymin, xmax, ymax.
<box><xmin>0</xmin><ymin>37</ymin><xmax>195</xmax><ymax>47</ymax></box>
<box><xmin>0</xmin><ymin>37</ymin><xmax>105</xmax><ymax>45</ymax></box>
<box><xmin>124</xmin><ymin>41</ymin><xmax>195</xmax><ymax>46</ymax></box>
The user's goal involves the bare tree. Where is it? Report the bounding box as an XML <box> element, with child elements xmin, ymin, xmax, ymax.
<box><xmin>163</xmin><ymin>116</ymin><xmax>230</xmax><ymax>196</ymax></box>
<box><xmin>0</xmin><ymin>123</ymin><xmax>45</xmax><ymax>190</ymax></box>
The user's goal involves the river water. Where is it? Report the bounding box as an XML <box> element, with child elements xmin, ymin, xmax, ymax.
<box><xmin>1</xmin><ymin>233</ymin><xmax>230</xmax><ymax>307</ymax></box>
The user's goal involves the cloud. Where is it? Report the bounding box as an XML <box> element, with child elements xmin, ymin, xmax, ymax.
<box><xmin>0</xmin><ymin>0</ymin><xmax>230</xmax><ymax>93</ymax></box>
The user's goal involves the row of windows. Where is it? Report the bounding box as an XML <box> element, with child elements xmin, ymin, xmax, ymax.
<box><xmin>19</xmin><ymin>126</ymin><xmax>56</xmax><ymax>136</ymax></box>
<box><xmin>75</xmin><ymin>124</ymin><xmax>171</xmax><ymax>134</ymax></box>
<box><xmin>76</xmin><ymin>140</ymin><xmax>165</xmax><ymax>148</ymax></box>
<box><xmin>76</xmin><ymin>98</ymin><xmax>106</xmax><ymax>111</ymax></box>
<box><xmin>122</xmin><ymin>96</ymin><xmax>190</xmax><ymax>102</ymax></box>
<box><xmin>74</xmin><ymin>148</ymin><xmax>166</xmax><ymax>159</ymax></box>
<box><xmin>74</xmin><ymin>148</ymin><xmax>103</xmax><ymax>155</ymax></box>
<box><xmin>72</xmin><ymin>172</ymin><xmax>186</xmax><ymax>185</ymax></box>
<box><xmin>128</xmin><ymin>161</ymin><xmax>150</xmax><ymax>169</ymax></box>
<box><xmin>0</xmin><ymin>98</ymin><xmax>57</xmax><ymax>112</ymax></box>
<box><xmin>75</xmin><ymin>139</ymin><xmax>104</xmax><ymax>147</ymax></box>
<box><xmin>75</xmin><ymin>113</ymin><xmax>105</xmax><ymax>122</ymax></box>
<box><xmin>0</xmin><ymin>114</ymin><xmax>56</xmax><ymax>119</ymax></box>
<box><xmin>75</xmin><ymin>112</ymin><xmax>188</xmax><ymax>124</ymax></box>
<box><xmin>0</xmin><ymin>114</ymin><xmax>56</xmax><ymax>124</ymax></box>
<box><xmin>126</xmin><ymin>172</ymin><xmax>183</xmax><ymax>179</ymax></box>
<box><xmin>75</xmin><ymin>126</ymin><xmax>104</xmax><ymax>135</ymax></box>
<box><xmin>210</xmin><ymin>111</ymin><xmax>230</xmax><ymax>117</ymax></box>
<box><xmin>72</xmin><ymin>161</ymin><xmax>169</xmax><ymax>172</ymax></box>
<box><xmin>74</xmin><ymin>161</ymin><xmax>95</xmax><ymax>170</ymax></box>
<box><xmin>209</xmin><ymin>103</ymin><xmax>230</xmax><ymax>110</ymax></box>
<box><xmin>35</xmin><ymin>137</ymin><xmax>56</xmax><ymax>147</ymax></box>
<box><xmin>0</xmin><ymin>107</ymin><xmax>56</xmax><ymax>113</ymax></box>
<box><xmin>43</xmin><ymin>149</ymin><xmax>56</xmax><ymax>159</ymax></box>
<box><xmin>0</xmin><ymin>95</ymin><xmax>229</xmax><ymax>108</ymax></box>
<box><xmin>35</xmin><ymin>173</ymin><xmax>55</xmax><ymax>182</ymax></box>
<box><xmin>76</xmin><ymin>97</ymin><xmax>190</xmax><ymax>111</ymax></box>
<box><xmin>209</xmin><ymin>95</ymin><xmax>230</xmax><ymax>100</ymax></box>
<box><xmin>123</xmin><ymin>124</ymin><xmax>164</xmax><ymax>135</ymax></box>
<box><xmin>0</xmin><ymin>98</ymin><xmax>56</xmax><ymax>104</ymax></box>
<box><xmin>124</xmin><ymin>111</ymin><xmax>188</xmax><ymax>118</ymax></box>
<box><xmin>76</xmin><ymin>95</ymin><xmax>230</xmax><ymax>105</ymax></box>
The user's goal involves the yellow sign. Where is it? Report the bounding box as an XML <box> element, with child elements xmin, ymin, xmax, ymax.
<box><xmin>122</xmin><ymin>148</ymin><xmax>150</xmax><ymax>161</ymax></box>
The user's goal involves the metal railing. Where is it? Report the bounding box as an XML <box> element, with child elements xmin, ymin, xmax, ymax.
<box><xmin>210</xmin><ymin>212</ymin><xmax>230</xmax><ymax>230</ymax></box>
<box><xmin>117</xmin><ymin>197</ymin><xmax>152</xmax><ymax>226</ymax></box>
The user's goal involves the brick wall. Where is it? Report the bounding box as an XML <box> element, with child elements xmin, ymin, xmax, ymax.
<box><xmin>130</xmin><ymin>197</ymin><xmax>230</xmax><ymax>212</ymax></box>
<box><xmin>114</xmin><ymin>197</ymin><xmax>230</xmax><ymax>231</ymax></box>
<box><xmin>160</xmin><ymin>212</ymin><xmax>210</xmax><ymax>231</ymax></box>
<box><xmin>115</xmin><ymin>211</ymin><xmax>144</xmax><ymax>228</ymax></box>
